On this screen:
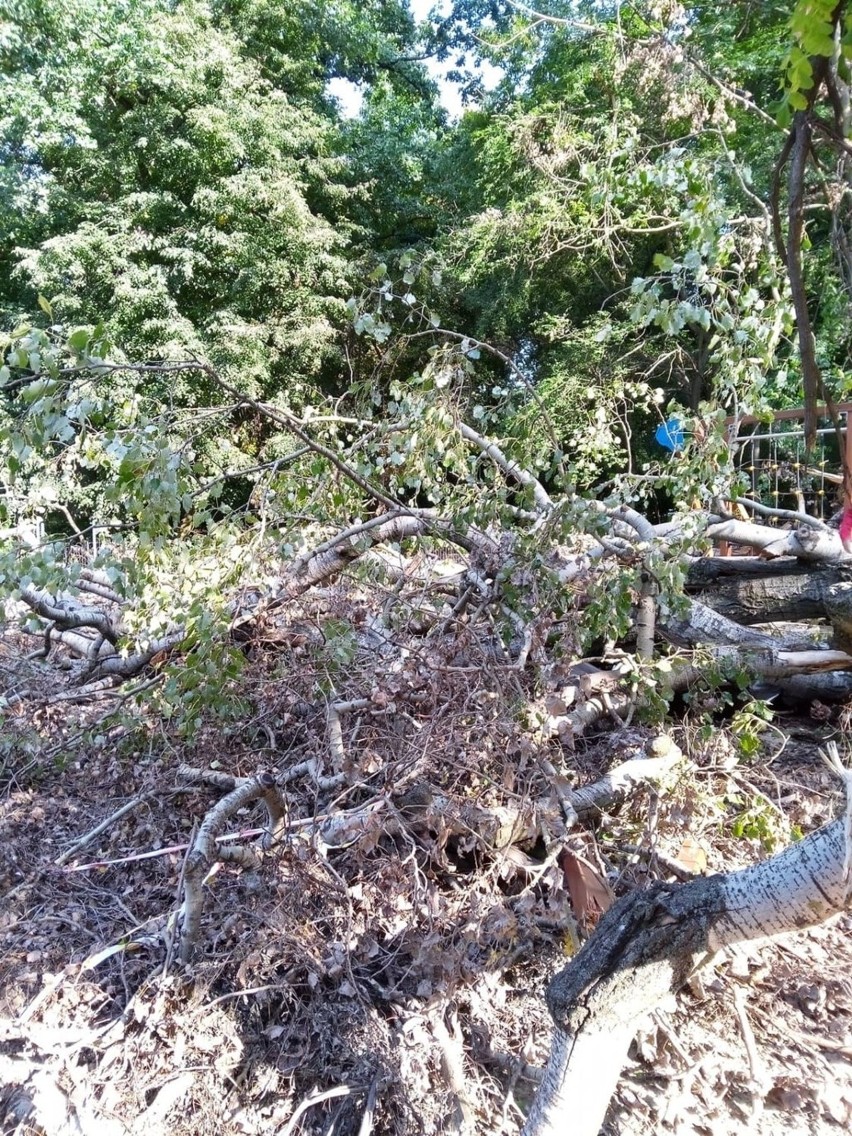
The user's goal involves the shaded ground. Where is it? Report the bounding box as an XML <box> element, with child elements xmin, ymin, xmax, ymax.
<box><xmin>1</xmin><ymin>583</ymin><xmax>851</xmax><ymax>1135</ymax></box>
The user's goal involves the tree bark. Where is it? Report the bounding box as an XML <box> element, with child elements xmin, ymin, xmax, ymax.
<box><xmin>705</xmin><ymin>520</ymin><xmax>848</xmax><ymax>562</ymax></box>
<box><xmin>824</xmin><ymin>581</ymin><xmax>852</xmax><ymax>652</ymax></box>
<box><xmin>522</xmin><ymin>818</ymin><xmax>851</xmax><ymax>1136</ymax></box>
<box><xmin>687</xmin><ymin>556</ymin><xmax>847</xmax><ymax>624</ymax></box>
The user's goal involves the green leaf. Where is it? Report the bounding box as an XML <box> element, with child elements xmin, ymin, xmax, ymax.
<box><xmin>37</xmin><ymin>295</ymin><xmax>53</xmax><ymax>319</ymax></box>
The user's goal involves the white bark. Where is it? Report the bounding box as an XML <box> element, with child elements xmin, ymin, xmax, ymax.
<box><xmin>712</xmin><ymin>817</ymin><xmax>848</xmax><ymax>945</ymax></box>
<box><xmin>706</xmin><ymin>519</ymin><xmax>849</xmax><ymax>562</ymax></box>
<box><xmin>520</xmin><ymin>1024</ymin><xmax>638</xmax><ymax>1136</ymax></box>
<box><xmin>523</xmin><ymin>819</ymin><xmax>850</xmax><ymax>1136</ymax></box>
<box><xmin>180</xmin><ymin>773</ymin><xmax>287</xmax><ymax>961</ymax></box>
<box><xmin>458</xmin><ymin>423</ymin><xmax>552</xmax><ymax>512</ymax></box>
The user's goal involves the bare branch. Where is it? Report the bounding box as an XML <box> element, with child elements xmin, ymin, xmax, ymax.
<box><xmin>459</xmin><ymin>423</ymin><xmax>552</xmax><ymax>512</ymax></box>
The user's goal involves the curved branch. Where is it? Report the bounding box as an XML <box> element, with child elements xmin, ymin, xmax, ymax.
<box><xmin>723</xmin><ymin>495</ymin><xmax>831</xmax><ymax>531</ymax></box>
<box><xmin>458</xmin><ymin>423</ymin><xmax>552</xmax><ymax>512</ymax></box>
<box><xmin>180</xmin><ymin>771</ymin><xmax>287</xmax><ymax>961</ymax></box>
<box><xmin>276</xmin><ymin>513</ymin><xmax>476</xmax><ymax>601</ymax></box>
<box><xmin>20</xmin><ymin>584</ymin><xmax>119</xmax><ymax>645</ymax></box>
<box><xmin>611</xmin><ymin>505</ymin><xmax>656</xmax><ymax>543</ymax></box>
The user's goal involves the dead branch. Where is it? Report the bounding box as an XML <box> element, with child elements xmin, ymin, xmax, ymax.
<box><xmin>357</xmin><ymin>1075</ymin><xmax>380</xmax><ymax>1136</ymax></box>
<box><xmin>686</xmin><ymin>554</ymin><xmax>845</xmax><ymax>625</ymax></box>
<box><xmin>179</xmin><ymin>772</ymin><xmax>287</xmax><ymax>961</ymax></box>
<box><xmin>90</xmin><ymin>631</ymin><xmax>186</xmax><ymax>679</ymax></box>
<box><xmin>662</xmin><ymin>599</ymin><xmax>781</xmax><ymax>650</ymax></box>
<box><xmin>275</xmin><ymin>514</ymin><xmax>476</xmax><ymax>602</ymax></box>
<box><xmin>280</xmin><ymin>1085</ymin><xmax>354</xmax><ymax>1136</ymax></box>
<box><xmin>611</xmin><ymin>505</ymin><xmax>656</xmax><ymax>543</ymax></box>
<box><xmin>176</xmin><ymin>759</ymin><xmax>346</xmax><ymax>794</ymax></box>
<box><xmin>567</xmin><ymin>738</ymin><xmax>686</xmax><ymax>817</ymax></box>
<box><xmin>635</xmin><ymin>571</ymin><xmax>656</xmax><ymax>659</ymax></box>
<box><xmin>327</xmin><ymin>700</ymin><xmax>346</xmax><ymax>771</ymax></box>
<box><xmin>55</xmin><ymin>792</ymin><xmax>155</xmax><ymax>866</ymax></box>
<box><xmin>176</xmin><ymin>765</ymin><xmax>240</xmax><ymax>791</ymax></box>
<box><xmin>429</xmin><ymin>1006</ymin><xmax>477</xmax><ymax>1135</ymax></box>
<box><xmin>76</xmin><ymin>568</ymin><xmax>124</xmax><ymax>603</ymax></box>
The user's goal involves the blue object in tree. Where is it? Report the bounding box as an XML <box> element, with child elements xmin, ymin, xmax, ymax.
<box><xmin>655</xmin><ymin>418</ymin><xmax>685</xmax><ymax>453</ymax></box>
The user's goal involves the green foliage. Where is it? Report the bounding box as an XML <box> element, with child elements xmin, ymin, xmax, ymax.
<box><xmin>775</xmin><ymin>0</ymin><xmax>849</xmax><ymax>123</ymax></box>
<box><xmin>504</xmin><ymin>321</ymin><xmax>659</xmax><ymax>487</ymax></box>
<box><xmin>729</xmin><ymin>794</ymin><xmax>792</xmax><ymax>852</ymax></box>
<box><xmin>0</xmin><ymin>0</ymin><xmax>350</xmax><ymax>401</ymax></box>
<box><xmin>730</xmin><ymin>698</ymin><xmax>775</xmax><ymax>760</ymax></box>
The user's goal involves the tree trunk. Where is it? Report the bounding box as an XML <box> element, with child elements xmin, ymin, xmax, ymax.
<box><xmin>824</xmin><ymin>581</ymin><xmax>852</xmax><ymax>653</ymax></box>
<box><xmin>687</xmin><ymin>557</ymin><xmax>847</xmax><ymax>624</ymax></box>
<box><xmin>522</xmin><ymin>819</ymin><xmax>851</xmax><ymax>1136</ymax></box>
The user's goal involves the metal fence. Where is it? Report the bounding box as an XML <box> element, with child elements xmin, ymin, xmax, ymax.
<box><xmin>724</xmin><ymin>404</ymin><xmax>852</xmax><ymax>522</ymax></box>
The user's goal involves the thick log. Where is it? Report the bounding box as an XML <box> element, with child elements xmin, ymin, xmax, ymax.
<box><xmin>686</xmin><ymin>557</ymin><xmax>848</xmax><ymax>625</ymax></box>
<box><xmin>760</xmin><ymin>671</ymin><xmax>852</xmax><ymax>701</ymax></box>
<box><xmin>662</xmin><ymin>599</ymin><xmax>779</xmax><ymax>649</ymax></box>
<box><xmin>824</xmin><ymin>582</ymin><xmax>852</xmax><ymax>653</ymax></box>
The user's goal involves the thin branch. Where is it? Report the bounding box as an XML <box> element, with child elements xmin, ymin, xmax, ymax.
<box><xmin>503</xmin><ymin>0</ymin><xmax>600</xmax><ymax>34</ymax></box>
<box><xmin>54</xmin><ymin>792</ymin><xmax>154</xmax><ymax>866</ymax></box>
<box><xmin>280</xmin><ymin>1086</ymin><xmax>354</xmax><ymax>1136</ymax></box>
<box><xmin>723</xmin><ymin>495</ymin><xmax>831</xmax><ymax>531</ymax></box>
<box><xmin>686</xmin><ymin>55</ymin><xmax>779</xmax><ymax>130</ymax></box>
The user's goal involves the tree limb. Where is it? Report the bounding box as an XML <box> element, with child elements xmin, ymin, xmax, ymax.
<box><xmin>523</xmin><ymin>817</ymin><xmax>851</xmax><ymax>1136</ymax></box>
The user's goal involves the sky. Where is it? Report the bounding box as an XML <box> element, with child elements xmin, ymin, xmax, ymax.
<box><xmin>327</xmin><ymin>0</ymin><xmax>503</xmax><ymax>120</ymax></box>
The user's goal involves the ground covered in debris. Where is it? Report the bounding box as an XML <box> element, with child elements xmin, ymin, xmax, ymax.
<box><xmin>1</xmin><ymin>582</ymin><xmax>851</xmax><ymax>1136</ymax></box>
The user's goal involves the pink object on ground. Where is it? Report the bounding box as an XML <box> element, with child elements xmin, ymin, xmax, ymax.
<box><xmin>840</xmin><ymin>506</ymin><xmax>852</xmax><ymax>550</ymax></box>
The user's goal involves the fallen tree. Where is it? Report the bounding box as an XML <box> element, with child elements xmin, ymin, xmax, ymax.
<box><xmin>5</xmin><ymin>349</ymin><xmax>852</xmax><ymax>1134</ymax></box>
<box><xmin>12</xmin><ymin>377</ymin><xmax>852</xmax><ymax>701</ymax></box>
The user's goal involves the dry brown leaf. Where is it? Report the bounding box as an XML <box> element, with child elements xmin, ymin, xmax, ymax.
<box><xmin>559</xmin><ymin>848</ymin><xmax>614</xmax><ymax>926</ymax></box>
